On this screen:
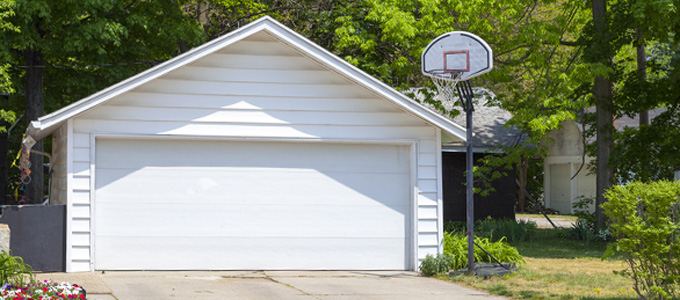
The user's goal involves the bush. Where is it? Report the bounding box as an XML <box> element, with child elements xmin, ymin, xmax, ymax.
<box><xmin>419</xmin><ymin>254</ymin><xmax>455</xmax><ymax>277</ymax></box>
<box><xmin>442</xmin><ymin>232</ymin><xmax>524</xmax><ymax>270</ymax></box>
<box><xmin>0</xmin><ymin>251</ymin><xmax>33</xmax><ymax>287</ymax></box>
<box><xmin>603</xmin><ymin>180</ymin><xmax>680</xmax><ymax>300</ymax></box>
<box><xmin>444</xmin><ymin>218</ymin><xmax>537</xmax><ymax>242</ymax></box>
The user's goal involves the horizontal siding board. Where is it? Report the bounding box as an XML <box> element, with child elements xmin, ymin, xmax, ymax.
<box><xmin>219</xmin><ymin>40</ymin><xmax>303</xmax><ymax>56</ymax></box>
<box><xmin>73</xmin><ymin>162</ymin><xmax>90</xmax><ymax>177</ymax></box>
<box><xmin>418</xmin><ymin>233</ymin><xmax>438</xmax><ymax>246</ymax></box>
<box><xmin>190</xmin><ymin>53</ymin><xmax>322</xmax><ymax>70</ymax></box>
<box><xmin>72</xmin><ymin>204</ymin><xmax>90</xmax><ymax>218</ymax></box>
<box><xmin>417</xmin><ymin>179</ymin><xmax>437</xmax><ymax>193</ymax></box>
<box><xmin>70</xmin><ymin>260</ymin><xmax>91</xmax><ymax>272</ymax></box>
<box><xmin>418</xmin><ymin>220</ymin><xmax>438</xmax><ymax>233</ymax></box>
<box><xmin>73</xmin><ymin>119</ymin><xmax>435</xmax><ymax>140</ymax></box>
<box><xmin>79</xmin><ymin>106</ymin><xmax>426</xmax><ymax>127</ymax></box>
<box><xmin>73</xmin><ymin>133</ymin><xmax>90</xmax><ymax>147</ymax></box>
<box><xmin>71</xmin><ymin>246</ymin><xmax>90</xmax><ymax>260</ymax></box>
<box><xmin>72</xmin><ymin>176</ymin><xmax>90</xmax><ymax>191</ymax></box>
<box><xmin>163</xmin><ymin>66</ymin><xmax>350</xmax><ymax>85</ymax></box>
<box><xmin>72</xmin><ymin>233</ymin><xmax>90</xmax><ymax>247</ymax></box>
<box><xmin>72</xmin><ymin>218</ymin><xmax>90</xmax><ymax>232</ymax></box>
<box><xmin>418</xmin><ymin>153</ymin><xmax>437</xmax><ymax>166</ymax></box>
<box><xmin>110</xmin><ymin>93</ymin><xmax>402</xmax><ymax>112</ymax></box>
<box><xmin>134</xmin><ymin>79</ymin><xmax>376</xmax><ymax>98</ymax></box>
<box><xmin>417</xmin><ymin>206</ymin><xmax>438</xmax><ymax>219</ymax></box>
<box><xmin>417</xmin><ymin>192</ymin><xmax>438</xmax><ymax>206</ymax></box>
<box><xmin>417</xmin><ymin>166</ymin><xmax>437</xmax><ymax>179</ymax></box>
<box><xmin>73</xmin><ymin>148</ymin><xmax>89</xmax><ymax>162</ymax></box>
<box><xmin>72</xmin><ymin>191</ymin><xmax>90</xmax><ymax>205</ymax></box>
<box><xmin>418</xmin><ymin>246</ymin><xmax>438</xmax><ymax>259</ymax></box>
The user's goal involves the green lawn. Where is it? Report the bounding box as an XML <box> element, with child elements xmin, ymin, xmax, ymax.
<box><xmin>439</xmin><ymin>228</ymin><xmax>637</xmax><ymax>300</ymax></box>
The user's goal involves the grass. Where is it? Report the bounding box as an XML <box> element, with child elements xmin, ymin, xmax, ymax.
<box><xmin>516</xmin><ymin>213</ymin><xmax>579</xmax><ymax>222</ymax></box>
<box><xmin>438</xmin><ymin>228</ymin><xmax>637</xmax><ymax>300</ymax></box>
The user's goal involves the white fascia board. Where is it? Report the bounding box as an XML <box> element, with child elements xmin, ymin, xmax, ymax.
<box><xmin>27</xmin><ymin>16</ymin><xmax>467</xmax><ymax>142</ymax></box>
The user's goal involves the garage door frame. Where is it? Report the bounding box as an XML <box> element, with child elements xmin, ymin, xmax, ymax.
<box><xmin>86</xmin><ymin>133</ymin><xmax>420</xmax><ymax>270</ymax></box>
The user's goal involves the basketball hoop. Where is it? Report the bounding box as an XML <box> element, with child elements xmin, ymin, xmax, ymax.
<box><xmin>421</xmin><ymin>31</ymin><xmax>493</xmax><ymax>275</ymax></box>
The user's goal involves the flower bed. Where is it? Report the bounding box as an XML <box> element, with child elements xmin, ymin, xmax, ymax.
<box><xmin>0</xmin><ymin>280</ymin><xmax>85</xmax><ymax>300</ymax></box>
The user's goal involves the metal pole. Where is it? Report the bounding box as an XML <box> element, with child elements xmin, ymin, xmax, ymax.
<box><xmin>457</xmin><ymin>81</ymin><xmax>475</xmax><ymax>274</ymax></box>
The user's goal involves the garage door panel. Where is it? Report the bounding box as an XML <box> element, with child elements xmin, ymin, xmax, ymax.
<box><xmin>97</xmin><ymin>168</ymin><xmax>409</xmax><ymax>206</ymax></box>
<box><xmin>94</xmin><ymin>139</ymin><xmax>411</xmax><ymax>270</ymax></box>
<box><xmin>95</xmin><ymin>203</ymin><xmax>409</xmax><ymax>237</ymax></box>
<box><xmin>96</xmin><ymin>139</ymin><xmax>409</xmax><ymax>173</ymax></box>
<box><xmin>96</xmin><ymin>236</ymin><xmax>409</xmax><ymax>270</ymax></box>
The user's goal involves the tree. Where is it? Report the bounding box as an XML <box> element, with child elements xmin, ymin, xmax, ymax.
<box><xmin>1</xmin><ymin>0</ymin><xmax>204</xmax><ymax>203</ymax></box>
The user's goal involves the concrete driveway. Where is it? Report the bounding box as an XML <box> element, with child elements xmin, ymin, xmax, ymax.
<box><xmin>36</xmin><ymin>271</ymin><xmax>508</xmax><ymax>300</ymax></box>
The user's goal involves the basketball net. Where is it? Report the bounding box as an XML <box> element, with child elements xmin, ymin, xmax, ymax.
<box><xmin>429</xmin><ymin>72</ymin><xmax>462</xmax><ymax>111</ymax></box>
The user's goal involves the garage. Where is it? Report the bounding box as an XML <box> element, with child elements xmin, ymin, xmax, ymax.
<box><xmin>94</xmin><ymin>139</ymin><xmax>411</xmax><ymax>270</ymax></box>
<box><xmin>25</xmin><ymin>17</ymin><xmax>466</xmax><ymax>272</ymax></box>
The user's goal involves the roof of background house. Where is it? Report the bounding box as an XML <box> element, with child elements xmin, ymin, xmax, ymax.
<box><xmin>408</xmin><ymin>88</ymin><xmax>525</xmax><ymax>151</ymax></box>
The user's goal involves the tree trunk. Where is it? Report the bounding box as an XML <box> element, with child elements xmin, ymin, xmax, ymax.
<box><xmin>592</xmin><ymin>0</ymin><xmax>614</xmax><ymax>232</ymax></box>
<box><xmin>23</xmin><ymin>49</ymin><xmax>45</xmax><ymax>204</ymax></box>
<box><xmin>0</xmin><ymin>130</ymin><xmax>7</xmax><ymax>204</ymax></box>
<box><xmin>636</xmin><ymin>28</ymin><xmax>649</xmax><ymax>126</ymax></box>
<box><xmin>517</xmin><ymin>156</ymin><xmax>529</xmax><ymax>212</ymax></box>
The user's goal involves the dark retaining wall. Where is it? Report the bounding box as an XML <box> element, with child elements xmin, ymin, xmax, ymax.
<box><xmin>0</xmin><ymin>205</ymin><xmax>66</xmax><ymax>272</ymax></box>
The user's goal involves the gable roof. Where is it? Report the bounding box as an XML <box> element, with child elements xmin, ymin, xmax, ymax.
<box><xmin>26</xmin><ymin>16</ymin><xmax>466</xmax><ymax>142</ymax></box>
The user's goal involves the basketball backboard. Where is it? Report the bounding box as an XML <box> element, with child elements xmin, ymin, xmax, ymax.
<box><xmin>422</xmin><ymin>31</ymin><xmax>493</xmax><ymax>81</ymax></box>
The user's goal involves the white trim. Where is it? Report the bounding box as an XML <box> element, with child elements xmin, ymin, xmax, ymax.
<box><xmin>65</xmin><ymin>120</ymin><xmax>74</xmax><ymax>272</ymax></box>
<box><xmin>435</xmin><ymin>129</ymin><xmax>444</xmax><ymax>255</ymax></box>
<box><xmin>410</xmin><ymin>142</ymin><xmax>418</xmax><ymax>270</ymax></box>
<box><xmin>26</xmin><ymin>16</ymin><xmax>466</xmax><ymax>142</ymax></box>
<box><xmin>88</xmin><ymin>133</ymin><xmax>97</xmax><ymax>271</ymax></box>
<box><xmin>88</xmin><ymin>132</ymin><xmax>420</xmax><ymax>271</ymax></box>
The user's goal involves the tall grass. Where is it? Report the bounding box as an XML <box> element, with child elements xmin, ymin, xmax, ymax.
<box><xmin>444</xmin><ymin>217</ymin><xmax>537</xmax><ymax>242</ymax></box>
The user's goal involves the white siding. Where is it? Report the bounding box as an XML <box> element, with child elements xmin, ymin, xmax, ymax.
<box><xmin>65</xmin><ymin>31</ymin><xmax>452</xmax><ymax>271</ymax></box>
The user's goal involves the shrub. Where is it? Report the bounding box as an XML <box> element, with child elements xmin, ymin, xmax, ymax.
<box><xmin>603</xmin><ymin>180</ymin><xmax>680</xmax><ymax>300</ymax></box>
<box><xmin>0</xmin><ymin>251</ymin><xmax>33</xmax><ymax>287</ymax></box>
<box><xmin>419</xmin><ymin>254</ymin><xmax>455</xmax><ymax>277</ymax></box>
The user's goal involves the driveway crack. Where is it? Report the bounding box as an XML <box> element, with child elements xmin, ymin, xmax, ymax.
<box><xmin>263</xmin><ymin>272</ymin><xmax>322</xmax><ymax>299</ymax></box>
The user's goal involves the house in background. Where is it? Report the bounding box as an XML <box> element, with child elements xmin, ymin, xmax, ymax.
<box><xmin>443</xmin><ymin>92</ymin><xmax>521</xmax><ymax>222</ymax></box>
<box><xmin>544</xmin><ymin>109</ymin><xmax>666</xmax><ymax>214</ymax></box>
<box><xmin>24</xmin><ymin>16</ymin><xmax>466</xmax><ymax>272</ymax></box>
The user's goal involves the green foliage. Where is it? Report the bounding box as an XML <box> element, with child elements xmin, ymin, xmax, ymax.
<box><xmin>563</xmin><ymin>196</ymin><xmax>612</xmax><ymax>242</ymax></box>
<box><xmin>603</xmin><ymin>181</ymin><xmax>680</xmax><ymax>300</ymax></box>
<box><xmin>444</xmin><ymin>218</ymin><xmax>537</xmax><ymax>243</ymax></box>
<box><xmin>442</xmin><ymin>232</ymin><xmax>524</xmax><ymax>271</ymax></box>
<box><xmin>419</xmin><ymin>253</ymin><xmax>455</xmax><ymax>277</ymax></box>
<box><xmin>0</xmin><ymin>251</ymin><xmax>33</xmax><ymax>287</ymax></box>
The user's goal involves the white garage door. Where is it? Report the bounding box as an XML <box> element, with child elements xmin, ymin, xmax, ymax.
<box><xmin>94</xmin><ymin>139</ymin><xmax>411</xmax><ymax>270</ymax></box>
